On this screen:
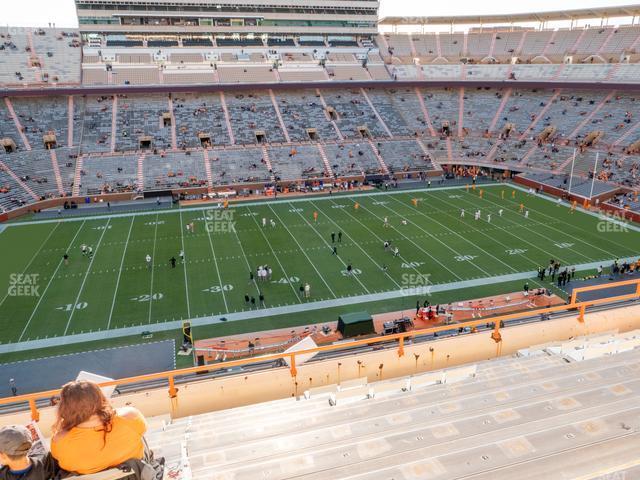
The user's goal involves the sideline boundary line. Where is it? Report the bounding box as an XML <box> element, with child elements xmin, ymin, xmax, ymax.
<box><xmin>2</xmin><ymin>255</ymin><xmax>638</xmax><ymax>355</ymax></box>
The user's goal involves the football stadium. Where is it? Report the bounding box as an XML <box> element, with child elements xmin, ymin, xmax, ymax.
<box><xmin>2</xmin><ymin>0</ymin><xmax>640</xmax><ymax>477</ymax></box>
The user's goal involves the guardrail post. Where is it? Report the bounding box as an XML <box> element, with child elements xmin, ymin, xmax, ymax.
<box><xmin>28</xmin><ymin>399</ymin><xmax>40</xmax><ymax>422</ymax></box>
<box><xmin>168</xmin><ymin>376</ymin><xmax>178</xmax><ymax>399</ymax></box>
<box><xmin>578</xmin><ymin>304</ymin><xmax>586</xmax><ymax>323</ymax></box>
<box><xmin>398</xmin><ymin>336</ymin><xmax>405</xmax><ymax>357</ymax></box>
<box><xmin>289</xmin><ymin>354</ymin><xmax>297</xmax><ymax>377</ymax></box>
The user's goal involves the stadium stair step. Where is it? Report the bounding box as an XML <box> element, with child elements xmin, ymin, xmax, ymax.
<box><xmin>413</xmin><ymin>88</ymin><xmax>437</xmax><ymax>136</ymax></box>
<box><xmin>137</xmin><ymin>154</ymin><xmax>145</xmax><ymax>191</ymax></box>
<box><xmin>457</xmin><ymin>87</ymin><xmax>465</xmax><ymax>137</ymax></box>
<box><xmin>268</xmin><ymin>89</ymin><xmax>291</xmax><ymax>143</ymax></box>
<box><xmin>0</xmin><ymin>159</ymin><xmax>40</xmax><ymax>201</ymax></box>
<box><xmin>598</xmin><ymin>28</ymin><xmax>618</xmax><ymax>55</ymax></box>
<box><xmin>542</xmin><ymin>29</ymin><xmax>559</xmax><ymax>56</ymax></box>
<box><xmin>488</xmin><ymin>88</ymin><xmax>513</xmax><ymax>134</ymax></box>
<box><xmin>49</xmin><ymin>149</ymin><xmax>66</xmax><ymax>196</ymax></box>
<box><xmin>316</xmin><ymin>143</ymin><xmax>334</xmax><ymax>177</ymax></box>
<box><xmin>518</xmin><ymin>90</ymin><xmax>562</xmax><ymax>141</ymax></box>
<box><xmin>183</xmin><ymin>350</ymin><xmax>640</xmax><ymax>478</ymax></box>
<box><xmin>488</xmin><ymin>32</ymin><xmax>498</xmax><ymax>58</ymax></box>
<box><xmin>167</xmin><ymin>96</ymin><xmax>177</xmax><ymax>150</ymax></box>
<box><xmin>261</xmin><ymin>145</ymin><xmax>275</xmax><ymax>181</ymax></box>
<box><xmin>605</xmin><ymin>63</ymin><xmax>622</xmax><ymax>82</ymax></box>
<box><xmin>551</xmin><ymin>63</ymin><xmax>566</xmax><ymax>81</ymax></box>
<box><xmin>567</xmin><ymin>90</ymin><xmax>616</xmax><ymax>140</ymax></box>
<box><xmin>67</xmin><ymin>96</ymin><xmax>74</xmax><ymax>147</ymax></box>
<box><xmin>315</xmin><ymin>89</ymin><xmax>345</xmax><ymax>140</ymax></box>
<box><xmin>219</xmin><ymin>92</ymin><xmax>235</xmax><ymax>145</ymax></box>
<box><xmin>170</xmin><ymin>349</ymin><xmax>627</xmax><ymax>443</ymax></box>
<box><xmin>110</xmin><ymin>95</ymin><xmax>118</xmax><ymax>152</ymax></box>
<box><xmin>570</xmin><ymin>27</ymin><xmax>590</xmax><ymax>54</ymax></box>
<box><xmin>360</xmin><ymin>88</ymin><xmax>393</xmax><ymax>137</ymax></box>
<box><xmin>203</xmin><ymin>149</ymin><xmax>214</xmax><ymax>191</ymax></box>
<box><xmin>72</xmin><ymin>155</ymin><xmax>83</xmax><ymax>196</ymax></box>
<box><xmin>367</xmin><ymin>138</ymin><xmax>390</xmax><ymax>175</ymax></box>
<box><xmin>4</xmin><ymin>98</ymin><xmax>32</xmax><ymax>151</ymax></box>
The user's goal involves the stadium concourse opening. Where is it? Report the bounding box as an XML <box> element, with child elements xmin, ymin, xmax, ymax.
<box><xmin>3</xmin><ymin>0</ymin><xmax>640</xmax><ymax>477</ymax></box>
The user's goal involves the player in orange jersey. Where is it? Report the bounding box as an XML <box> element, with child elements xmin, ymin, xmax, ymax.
<box><xmin>313</xmin><ymin>211</ymin><xmax>318</xmax><ymax>221</ymax></box>
<box><xmin>411</xmin><ymin>198</ymin><xmax>418</xmax><ymax>207</ymax></box>
<box><xmin>519</xmin><ymin>203</ymin><xmax>524</xmax><ymax>213</ymax></box>
<box><xmin>354</xmin><ymin>202</ymin><xmax>360</xmax><ymax>211</ymax></box>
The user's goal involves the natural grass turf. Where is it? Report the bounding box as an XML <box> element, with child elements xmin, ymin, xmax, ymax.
<box><xmin>0</xmin><ymin>184</ymin><xmax>637</xmax><ymax>348</ymax></box>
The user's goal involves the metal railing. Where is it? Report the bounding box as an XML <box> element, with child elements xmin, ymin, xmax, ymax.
<box><xmin>2</xmin><ymin>278</ymin><xmax>639</xmax><ymax>422</ymax></box>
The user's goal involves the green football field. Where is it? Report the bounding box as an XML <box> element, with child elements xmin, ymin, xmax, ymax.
<box><xmin>0</xmin><ymin>184</ymin><xmax>638</xmax><ymax>346</ymax></box>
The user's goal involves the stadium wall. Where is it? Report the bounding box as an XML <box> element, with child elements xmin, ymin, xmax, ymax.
<box><xmin>3</xmin><ymin>79</ymin><xmax>640</xmax><ymax>99</ymax></box>
<box><xmin>6</xmin><ymin>302</ymin><xmax>640</xmax><ymax>436</ymax></box>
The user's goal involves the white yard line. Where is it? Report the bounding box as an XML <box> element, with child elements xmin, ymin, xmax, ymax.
<box><xmin>148</xmin><ymin>214</ymin><xmax>160</xmax><ymax>323</ymax></box>
<box><xmin>289</xmin><ymin>207</ymin><xmax>371</xmax><ymax>294</ymax></box>
<box><xmin>376</xmin><ymin>197</ymin><xmax>495</xmax><ymax>277</ymax></box>
<box><xmin>435</xmin><ymin>191</ymin><xmax>576</xmax><ymax>266</ymax></box>
<box><xmin>311</xmin><ymin>202</ymin><xmax>402</xmax><ymax>288</ymax></box>
<box><xmin>268</xmin><ymin>204</ymin><xmax>339</xmax><ymax>298</ymax></box>
<box><xmin>0</xmin><ymin>222</ymin><xmax>60</xmax><ymax>310</ymax></box>
<box><xmin>106</xmin><ymin>217</ymin><xmax>135</xmax><ymax>330</ymax></box>
<box><xmin>178</xmin><ymin>208</ymin><xmax>191</xmax><ymax>318</ymax></box>
<box><xmin>246</xmin><ymin>206</ymin><xmax>300</xmax><ymax>300</ymax></box>
<box><xmin>9</xmin><ymin>253</ymin><xmax>638</xmax><ymax>353</ymax></box>
<box><xmin>204</xmin><ymin>211</ymin><xmax>230</xmax><ymax>313</ymax></box>
<box><xmin>229</xmin><ymin>215</ymin><xmax>262</xmax><ymax>297</ymax></box>
<box><xmin>64</xmin><ymin>219</ymin><xmax>111</xmax><ymax>335</ymax></box>
<box><xmin>17</xmin><ymin>221</ymin><xmax>86</xmax><ymax>341</ymax></box>
<box><xmin>4</xmin><ymin>183</ymin><xmax>492</xmax><ymax>228</ymax></box>
<box><xmin>324</xmin><ymin>202</ymin><xmax>424</xmax><ymax>285</ymax></box>
<box><xmin>392</xmin><ymin>193</ymin><xmax>522</xmax><ymax>273</ymax></box>
<box><xmin>484</xmin><ymin>188</ymin><xmax>620</xmax><ymax>260</ymax></box>
<box><xmin>354</xmin><ymin>200</ymin><xmax>464</xmax><ymax>280</ymax></box>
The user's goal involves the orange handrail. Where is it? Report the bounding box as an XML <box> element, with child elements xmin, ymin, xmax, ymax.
<box><xmin>1</xmin><ymin>278</ymin><xmax>639</xmax><ymax>421</ymax></box>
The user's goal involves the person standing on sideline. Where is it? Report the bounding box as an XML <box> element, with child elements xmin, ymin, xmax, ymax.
<box><xmin>259</xmin><ymin>293</ymin><xmax>265</xmax><ymax>307</ymax></box>
<box><xmin>338</xmin><ymin>231</ymin><xmax>342</xmax><ymax>242</ymax></box>
<box><xmin>304</xmin><ymin>283</ymin><xmax>311</xmax><ymax>298</ymax></box>
<box><xmin>331</xmin><ymin>232</ymin><xmax>335</xmax><ymax>243</ymax></box>
<box><xmin>9</xmin><ymin>379</ymin><xmax>17</xmax><ymax>396</ymax></box>
<box><xmin>332</xmin><ymin>246</ymin><xmax>338</xmax><ymax>256</ymax></box>
<box><xmin>170</xmin><ymin>257</ymin><xmax>176</xmax><ymax>269</ymax></box>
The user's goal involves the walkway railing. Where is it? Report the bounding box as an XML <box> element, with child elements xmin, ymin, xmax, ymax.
<box><xmin>2</xmin><ymin>278</ymin><xmax>639</xmax><ymax>422</ymax></box>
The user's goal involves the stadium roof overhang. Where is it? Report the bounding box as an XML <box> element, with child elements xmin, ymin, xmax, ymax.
<box><xmin>379</xmin><ymin>4</ymin><xmax>640</xmax><ymax>26</ymax></box>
